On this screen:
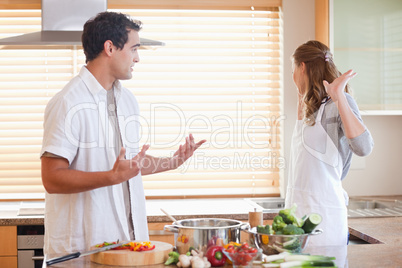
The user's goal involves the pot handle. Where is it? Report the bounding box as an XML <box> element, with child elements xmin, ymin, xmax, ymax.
<box><xmin>164</xmin><ymin>225</ymin><xmax>180</xmax><ymax>233</ymax></box>
<box><xmin>240</xmin><ymin>222</ymin><xmax>250</xmax><ymax>231</ymax></box>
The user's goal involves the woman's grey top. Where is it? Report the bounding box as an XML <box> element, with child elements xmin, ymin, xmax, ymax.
<box><xmin>319</xmin><ymin>93</ymin><xmax>374</xmax><ymax>180</ymax></box>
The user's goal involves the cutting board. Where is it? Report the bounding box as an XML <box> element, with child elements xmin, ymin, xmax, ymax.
<box><xmin>90</xmin><ymin>241</ymin><xmax>173</xmax><ymax>266</ymax></box>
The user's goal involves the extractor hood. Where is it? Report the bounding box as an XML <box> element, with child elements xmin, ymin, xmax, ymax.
<box><xmin>0</xmin><ymin>0</ymin><xmax>164</xmax><ymax>48</ymax></box>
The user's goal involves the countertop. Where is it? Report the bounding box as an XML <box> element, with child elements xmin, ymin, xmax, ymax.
<box><xmin>1</xmin><ymin>196</ymin><xmax>402</xmax><ymax>267</ymax></box>
<box><xmin>0</xmin><ymin>198</ymin><xmax>278</xmax><ymax>225</ymax></box>
<box><xmin>42</xmin><ymin>216</ymin><xmax>402</xmax><ymax>268</ymax></box>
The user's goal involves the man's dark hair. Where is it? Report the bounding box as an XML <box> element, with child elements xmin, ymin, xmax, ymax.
<box><xmin>82</xmin><ymin>12</ymin><xmax>142</xmax><ymax>63</ymax></box>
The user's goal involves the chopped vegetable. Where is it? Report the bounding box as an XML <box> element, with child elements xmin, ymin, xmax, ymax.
<box><xmin>127</xmin><ymin>241</ymin><xmax>155</xmax><ymax>251</ymax></box>
<box><xmin>279</xmin><ymin>204</ymin><xmax>304</xmax><ymax>227</ymax></box>
<box><xmin>95</xmin><ymin>241</ymin><xmax>155</xmax><ymax>252</ymax></box>
<box><xmin>223</xmin><ymin>241</ymin><xmax>241</xmax><ymax>249</ymax></box>
<box><xmin>302</xmin><ymin>213</ymin><xmax>322</xmax><ymax>233</ymax></box>
<box><xmin>272</xmin><ymin>215</ymin><xmax>287</xmax><ymax>233</ymax></box>
<box><xmin>223</xmin><ymin>242</ymin><xmax>241</xmax><ymax>264</ymax></box>
<box><xmin>95</xmin><ymin>241</ymin><xmax>121</xmax><ymax>248</ymax></box>
<box><xmin>165</xmin><ymin>251</ymin><xmax>180</xmax><ymax>265</ymax></box>
<box><xmin>282</xmin><ymin>224</ymin><xmax>305</xmax><ymax>235</ymax></box>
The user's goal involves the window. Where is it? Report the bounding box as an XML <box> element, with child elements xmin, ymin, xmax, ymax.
<box><xmin>0</xmin><ymin>1</ymin><xmax>283</xmax><ymax>199</ymax></box>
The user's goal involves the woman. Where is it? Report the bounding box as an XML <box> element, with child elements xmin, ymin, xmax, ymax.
<box><xmin>285</xmin><ymin>40</ymin><xmax>374</xmax><ymax>246</ymax></box>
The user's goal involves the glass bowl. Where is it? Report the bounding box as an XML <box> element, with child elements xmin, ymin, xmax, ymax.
<box><xmin>222</xmin><ymin>247</ymin><xmax>262</xmax><ymax>268</ymax></box>
<box><xmin>244</xmin><ymin>227</ymin><xmax>323</xmax><ymax>255</ymax></box>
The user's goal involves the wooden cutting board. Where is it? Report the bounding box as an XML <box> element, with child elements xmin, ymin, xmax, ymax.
<box><xmin>90</xmin><ymin>241</ymin><xmax>173</xmax><ymax>266</ymax></box>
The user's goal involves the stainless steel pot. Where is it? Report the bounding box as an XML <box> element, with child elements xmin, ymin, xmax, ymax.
<box><xmin>164</xmin><ymin>218</ymin><xmax>249</xmax><ymax>254</ymax></box>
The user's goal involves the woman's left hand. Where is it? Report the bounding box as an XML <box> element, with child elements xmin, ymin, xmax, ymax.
<box><xmin>323</xmin><ymin>69</ymin><xmax>357</xmax><ymax>102</ymax></box>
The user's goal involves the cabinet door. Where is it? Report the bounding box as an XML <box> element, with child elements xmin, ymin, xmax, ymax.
<box><xmin>0</xmin><ymin>226</ymin><xmax>17</xmax><ymax>268</ymax></box>
<box><xmin>0</xmin><ymin>256</ymin><xmax>17</xmax><ymax>268</ymax></box>
<box><xmin>0</xmin><ymin>226</ymin><xmax>17</xmax><ymax>255</ymax></box>
<box><xmin>334</xmin><ymin>0</ymin><xmax>402</xmax><ymax>111</ymax></box>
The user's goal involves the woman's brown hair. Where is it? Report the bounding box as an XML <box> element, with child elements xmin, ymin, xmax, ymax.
<box><xmin>292</xmin><ymin>40</ymin><xmax>350</xmax><ymax>125</ymax></box>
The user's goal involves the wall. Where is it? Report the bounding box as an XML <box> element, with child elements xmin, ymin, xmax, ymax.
<box><xmin>282</xmin><ymin>0</ymin><xmax>315</xmax><ymax>195</ymax></box>
<box><xmin>282</xmin><ymin>0</ymin><xmax>402</xmax><ymax>197</ymax></box>
<box><xmin>343</xmin><ymin>115</ymin><xmax>402</xmax><ymax>196</ymax></box>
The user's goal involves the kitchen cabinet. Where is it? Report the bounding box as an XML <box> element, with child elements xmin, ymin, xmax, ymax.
<box><xmin>333</xmin><ymin>0</ymin><xmax>402</xmax><ymax>112</ymax></box>
<box><xmin>0</xmin><ymin>226</ymin><xmax>17</xmax><ymax>268</ymax></box>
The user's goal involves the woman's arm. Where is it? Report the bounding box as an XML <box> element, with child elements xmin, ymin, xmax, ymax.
<box><xmin>323</xmin><ymin>69</ymin><xmax>366</xmax><ymax>139</ymax></box>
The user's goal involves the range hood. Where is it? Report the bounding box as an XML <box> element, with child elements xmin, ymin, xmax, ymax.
<box><xmin>0</xmin><ymin>0</ymin><xmax>164</xmax><ymax>48</ymax></box>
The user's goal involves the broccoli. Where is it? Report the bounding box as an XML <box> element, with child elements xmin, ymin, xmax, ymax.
<box><xmin>164</xmin><ymin>251</ymin><xmax>180</xmax><ymax>265</ymax></box>
<box><xmin>256</xmin><ymin>224</ymin><xmax>273</xmax><ymax>234</ymax></box>
<box><xmin>272</xmin><ymin>215</ymin><xmax>287</xmax><ymax>232</ymax></box>
<box><xmin>282</xmin><ymin>224</ymin><xmax>305</xmax><ymax>235</ymax></box>
<box><xmin>282</xmin><ymin>237</ymin><xmax>302</xmax><ymax>251</ymax></box>
<box><xmin>279</xmin><ymin>204</ymin><xmax>304</xmax><ymax>227</ymax></box>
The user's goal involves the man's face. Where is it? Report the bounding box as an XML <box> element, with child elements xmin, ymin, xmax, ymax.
<box><xmin>111</xmin><ymin>30</ymin><xmax>140</xmax><ymax>80</ymax></box>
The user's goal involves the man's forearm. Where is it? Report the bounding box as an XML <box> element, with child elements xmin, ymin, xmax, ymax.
<box><xmin>41</xmin><ymin>149</ymin><xmax>144</xmax><ymax>194</ymax></box>
<box><xmin>141</xmin><ymin>154</ymin><xmax>174</xmax><ymax>175</ymax></box>
<box><xmin>42</xmin><ymin>158</ymin><xmax>115</xmax><ymax>194</ymax></box>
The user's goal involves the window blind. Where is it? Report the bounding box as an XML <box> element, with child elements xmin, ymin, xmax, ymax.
<box><xmin>0</xmin><ymin>3</ymin><xmax>283</xmax><ymax>199</ymax></box>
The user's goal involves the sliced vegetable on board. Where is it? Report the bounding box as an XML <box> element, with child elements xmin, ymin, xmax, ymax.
<box><xmin>95</xmin><ymin>241</ymin><xmax>156</xmax><ymax>252</ymax></box>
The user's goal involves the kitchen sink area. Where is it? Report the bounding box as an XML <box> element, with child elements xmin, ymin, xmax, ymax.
<box><xmin>244</xmin><ymin>197</ymin><xmax>285</xmax><ymax>212</ymax></box>
<box><xmin>347</xmin><ymin>198</ymin><xmax>402</xmax><ymax>218</ymax></box>
<box><xmin>245</xmin><ymin>197</ymin><xmax>402</xmax><ymax>218</ymax></box>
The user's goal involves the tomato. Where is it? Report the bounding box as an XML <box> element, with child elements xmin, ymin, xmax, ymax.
<box><xmin>224</xmin><ymin>242</ymin><xmax>259</xmax><ymax>266</ymax></box>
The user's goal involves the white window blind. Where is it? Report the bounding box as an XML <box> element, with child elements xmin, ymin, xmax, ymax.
<box><xmin>0</xmin><ymin>3</ymin><xmax>283</xmax><ymax>199</ymax></box>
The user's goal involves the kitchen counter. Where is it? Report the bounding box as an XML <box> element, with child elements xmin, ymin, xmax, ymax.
<box><xmin>0</xmin><ymin>198</ymin><xmax>279</xmax><ymax>226</ymax></box>
<box><xmin>1</xmin><ymin>196</ymin><xmax>402</xmax><ymax>267</ymax></box>
<box><xmin>42</xmin><ymin>216</ymin><xmax>402</xmax><ymax>267</ymax></box>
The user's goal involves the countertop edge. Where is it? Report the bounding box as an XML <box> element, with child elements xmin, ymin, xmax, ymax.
<box><xmin>0</xmin><ymin>212</ymin><xmax>279</xmax><ymax>226</ymax></box>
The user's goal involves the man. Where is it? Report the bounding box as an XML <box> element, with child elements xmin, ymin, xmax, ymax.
<box><xmin>41</xmin><ymin>12</ymin><xmax>206</xmax><ymax>255</ymax></box>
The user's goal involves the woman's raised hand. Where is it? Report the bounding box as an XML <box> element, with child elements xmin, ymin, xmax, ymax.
<box><xmin>323</xmin><ymin>69</ymin><xmax>357</xmax><ymax>102</ymax></box>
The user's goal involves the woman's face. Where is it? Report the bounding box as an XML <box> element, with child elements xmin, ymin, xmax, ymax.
<box><xmin>292</xmin><ymin>61</ymin><xmax>306</xmax><ymax>95</ymax></box>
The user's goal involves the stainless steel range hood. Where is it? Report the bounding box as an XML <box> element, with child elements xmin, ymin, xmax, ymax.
<box><xmin>0</xmin><ymin>0</ymin><xmax>164</xmax><ymax>48</ymax></box>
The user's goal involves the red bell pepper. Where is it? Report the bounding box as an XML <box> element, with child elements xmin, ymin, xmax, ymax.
<box><xmin>206</xmin><ymin>245</ymin><xmax>227</xmax><ymax>267</ymax></box>
<box><xmin>141</xmin><ymin>244</ymin><xmax>156</xmax><ymax>251</ymax></box>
